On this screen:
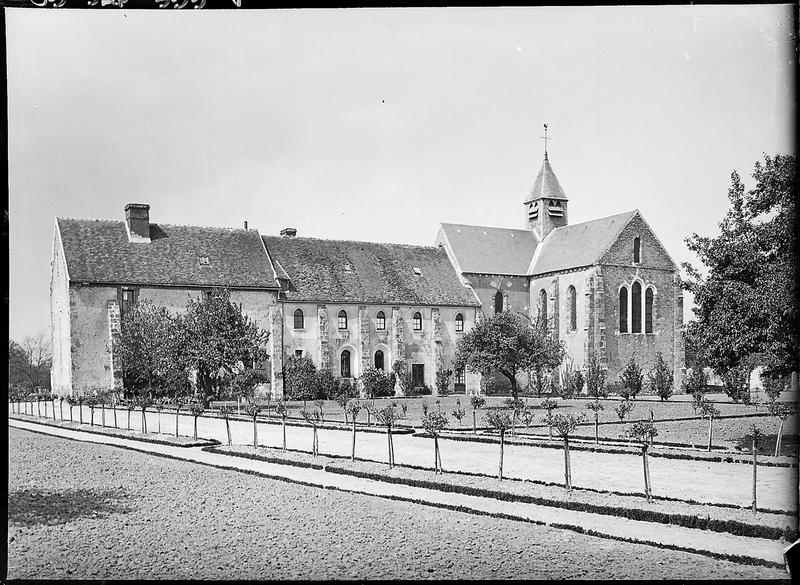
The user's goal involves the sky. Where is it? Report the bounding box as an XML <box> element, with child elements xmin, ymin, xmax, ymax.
<box><xmin>6</xmin><ymin>6</ymin><xmax>796</xmax><ymax>343</ymax></box>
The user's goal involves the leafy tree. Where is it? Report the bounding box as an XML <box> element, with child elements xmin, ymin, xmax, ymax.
<box><xmin>374</xmin><ymin>403</ymin><xmax>399</xmax><ymax>468</ymax></box>
<box><xmin>435</xmin><ymin>368</ymin><xmax>453</xmax><ymax>396</ymax></box>
<box><xmin>188</xmin><ymin>403</ymin><xmax>204</xmax><ymax>440</ymax></box>
<box><xmin>301</xmin><ymin>409</ymin><xmax>322</xmax><ymax>456</ymax></box>
<box><xmin>619</xmin><ymin>357</ymin><xmax>644</xmax><ymax>400</ymax></box>
<box><xmin>683</xmin><ymin>154</ymin><xmax>797</xmax><ymax>381</ymax></box>
<box><xmin>550</xmin><ymin>412</ymin><xmax>585</xmax><ymax>491</ymax></box>
<box><xmin>762</xmin><ymin>373</ymin><xmax>787</xmax><ymax>404</ymax></box>
<box><xmin>470</xmin><ymin>395</ymin><xmax>486</xmax><ymax>435</ymax></box>
<box><xmin>345</xmin><ymin>399</ymin><xmax>362</xmax><ymax>461</ymax></box>
<box><xmin>316</xmin><ymin>368</ymin><xmax>340</xmax><ymax>402</ymax></box>
<box><xmin>484</xmin><ymin>408</ymin><xmax>513</xmax><ymax>480</ymax></box>
<box><xmin>624</xmin><ymin>421</ymin><xmax>658</xmax><ymax>502</ymax></box>
<box><xmin>246</xmin><ymin>403</ymin><xmax>262</xmax><ymax>448</ymax></box>
<box><xmin>275</xmin><ymin>401</ymin><xmax>288</xmax><ymax>450</ymax></box>
<box><xmin>229</xmin><ymin>368</ymin><xmax>270</xmax><ymax>404</ymax></box>
<box><xmin>282</xmin><ymin>355</ymin><xmax>318</xmax><ymax>405</ymax></box>
<box><xmin>422</xmin><ymin>411</ymin><xmax>449</xmax><ymax>473</ymax></box>
<box><xmin>335</xmin><ymin>392</ymin><xmax>350</xmax><ymax>424</ymax></box>
<box><xmin>8</xmin><ymin>333</ymin><xmax>52</xmax><ymax>392</ymax></box>
<box><xmin>614</xmin><ymin>399</ymin><xmax>634</xmax><ymax>422</ymax></box>
<box><xmin>685</xmin><ymin>363</ymin><xmax>708</xmax><ymax>397</ymax></box>
<box><xmin>586</xmin><ymin>399</ymin><xmax>604</xmax><ymax>444</ymax></box>
<box><xmin>721</xmin><ymin>364</ymin><xmax>751</xmax><ymax>403</ymax></box>
<box><xmin>181</xmin><ymin>289</ymin><xmax>269</xmax><ymax>406</ymax></box>
<box><xmin>520</xmin><ymin>405</ymin><xmax>536</xmax><ymax>430</ymax></box>
<box><xmin>65</xmin><ymin>395</ymin><xmax>77</xmax><ymax>422</ymax></box>
<box><xmin>769</xmin><ymin>401</ymin><xmax>792</xmax><ymax>457</ymax></box>
<box><xmin>391</xmin><ymin>360</ymin><xmax>414</xmax><ymax>396</ymax></box>
<box><xmin>648</xmin><ymin>352</ymin><xmax>674</xmax><ymax>401</ymax></box>
<box><xmin>218</xmin><ymin>405</ymin><xmax>233</xmax><ymax>446</ymax></box>
<box><xmin>451</xmin><ymin>399</ymin><xmax>466</xmax><ymax>427</ymax></box>
<box><xmin>540</xmin><ymin>398</ymin><xmax>559</xmax><ymax>438</ymax></box>
<box><xmin>112</xmin><ymin>301</ymin><xmax>184</xmax><ymax>399</ymax></box>
<box><xmin>361</xmin><ymin>366</ymin><xmax>395</xmax><ymax>399</ymax></box>
<box><xmin>454</xmin><ymin>311</ymin><xmax>565</xmax><ymax>400</ymax></box>
<box><xmin>585</xmin><ymin>350</ymin><xmax>606</xmax><ymax>398</ymax></box>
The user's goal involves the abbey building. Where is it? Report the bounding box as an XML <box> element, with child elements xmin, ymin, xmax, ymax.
<box><xmin>50</xmin><ymin>153</ymin><xmax>685</xmax><ymax>397</ymax></box>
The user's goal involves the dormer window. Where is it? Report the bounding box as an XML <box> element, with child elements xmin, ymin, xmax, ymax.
<box><xmin>412</xmin><ymin>267</ymin><xmax>422</xmax><ymax>276</ymax></box>
<box><xmin>199</xmin><ymin>256</ymin><xmax>210</xmax><ymax>266</ymax></box>
<box><xmin>633</xmin><ymin>237</ymin><xmax>641</xmax><ymax>263</ymax></box>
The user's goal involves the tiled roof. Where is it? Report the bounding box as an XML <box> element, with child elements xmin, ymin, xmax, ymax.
<box><xmin>57</xmin><ymin>218</ymin><xmax>278</xmax><ymax>289</ymax></box>
<box><xmin>262</xmin><ymin>235</ymin><xmax>480</xmax><ymax>307</ymax></box>
<box><xmin>439</xmin><ymin>223</ymin><xmax>539</xmax><ymax>275</ymax></box>
<box><xmin>526</xmin><ymin>156</ymin><xmax>568</xmax><ymax>202</ymax></box>
<box><xmin>529</xmin><ymin>210</ymin><xmax>638</xmax><ymax>275</ymax></box>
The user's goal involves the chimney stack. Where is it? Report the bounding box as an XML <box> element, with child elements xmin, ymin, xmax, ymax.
<box><xmin>125</xmin><ymin>203</ymin><xmax>151</xmax><ymax>243</ymax></box>
<box><xmin>280</xmin><ymin>227</ymin><xmax>297</xmax><ymax>238</ymax></box>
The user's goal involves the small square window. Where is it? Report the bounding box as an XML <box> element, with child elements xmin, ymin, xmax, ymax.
<box><xmin>295</xmin><ymin>349</ymin><xmax>303</xmax><ymax>357</ymax></box>
<box><xmin>199</xmin><ymin>256</ymin><xmax>210</xmax><ymax>266</ymax></box>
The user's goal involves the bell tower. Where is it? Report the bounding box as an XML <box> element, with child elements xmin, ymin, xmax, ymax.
<box><xmin>523</xmin><ymin>125</ymin><xmax>569</xmax><ymax>240</ymax></box>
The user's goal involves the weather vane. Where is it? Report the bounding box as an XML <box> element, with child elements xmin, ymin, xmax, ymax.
<box><xmin>540</xmin><ymin>123</ymin><xmax>550</xmax><ymax>159</ymax></box>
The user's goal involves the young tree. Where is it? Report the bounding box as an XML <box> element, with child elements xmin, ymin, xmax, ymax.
<box><xmin>484</xmin><ymin>408</ymin><xmax>513</xmax><ymax>480</ymax></box>
<box><xmin>246</xmin><ymin>403</ymin><xmax>262</xmax><ymax>448</ymax></box>
<box><xmin>85</xmin><ymin>396</ymin><xmax>97</xmax><ymax>426</ymax></box>
<box><xmin>624</xmin><ymin>421</ymin><xmax>658</xmax><ymax>502</ymax></box>
<box><xmin>504</xmin><ymin>397</ymin><xmax>524</xmax><ymax>437</ymax></box>
<box><xmin>648</xmin><ymin>352</ymin><xmax>674</xmax><ymax>401</ymax></box>
<box><xmin>550</xmin><ymin>412</ymin><xmax>585</xmax><ymax>491</ymax></box>
<box><xmin>470</xmin><ymin>395</ymin><xmax>486</xmax><ymax>435</ymax></box>
<box><xmin>301</xmin><ymin>408</ymin><xmax>322</xmax><ymax>456</ymax></box>
<box><xmin>614</xmin><ymin>399</ymin><xmax>634</xmax><ymax>422</ymax></box>
<box><xmin>685</xmin><ymin>363</ymin><xmax>708</xmax><ymax>398</ymax></box>
<box><xmin>154</xmin><ymin>400</ymin><xmax>165</xmax><ymax>434</ymax></box>
<box><xmin>283</xmin><ymin>355</ymin><xmax>318</xmax><ymax>406</ymax></box>
<box><xmin>313</xmin><ymin>399</ymin><xmax>326</xmax><ymax>423</ymax></box>
<box><xmin>188</xmin><ymin>403</ymin><xmax>204</xmax><ymax>440</ymax></box>
<box><xmin>586</xmin><ymin>399</ymin><xmax>604</xmax><ymax>444</ymax></box>
<box><xmin>540</xmin><ymin>398</ymin><xmax>559</xmax><ymax>438</ymax></box>
<box><xmin>58</xmin><ymin>395</ymin><xmax>65</xmax><ymax>421</ymax></box>
<box><xmin>422</xmin><ymin>411</ymin><xmax>449</xmax><ymax>473</ymax></box>
<box><xmin>375</xmin><ymin>403</ymin><xmax>399</xmax><ymax>468</ymax></box>
<box><xmin>619</xmin><ymin>357</ymin><xmax>644</xmax><ymax>400</ymax></box>
<box><xmin>218</xmin><ymin>405</ymin><xmax>233</xmax><ymax>446</ymax></box>
<box><xmin>274</xmin><ymin>401</ymin><xmax>288</xmax><ymax>450</ymax></box>
<box><xmin>698</xmin><ymin>398</ymin><xmax>721</xmax><ymax>452</ymax></box>
<box><xmin>174</xmin><ymin>397</ymin><xmax>183</xmax><ymax>437</ymax></box>
<box><xmin>181</xmin><ymin>289</ymin><xmax>269</xmax><ymax>407</ymax></box>
<box><xmin>769</xmin><ymin>401</ymin><xmax>792</xmax><ymax>456</ymax></box>
<box><xmin>451</xmin><ymin>399</ymin><xmax>466</xmax><ymax>427</ymax></box>
<box><xmin>315</xmin><ymin>368</ymin><xmax>340</xmax><ymax>402</ymax></box>
<box><xmin>454</xmin><ymin>311</ymin><xmax>565</xmax><ymax>400</ymax></box>
<box><xmin>391</xmin><ymin>360</ymin><xmax>414</xmax><ymax>397</ymax></box>
<box><xmin>66</xmin><ymin>395</ymin><xmax>77</xmax><ymax>422</ymax></box>
<box><xmin>520</xmin><ymin>405</ymin><xmax>536</xmax><ymax>431</ymax></box>
<box><xmin>585</xmin><ymin>350</ymin><xmax>607</xmax><ymax>398</ymax></box>
<box><xmin>683</xmin><ymin>154</ymin><xmax>797</xmax><ymax>384</ymax></box>
<box><xmin>749</xmin><ymin>423</ymin><xmax>763</xmax><ymax>513</ymax></box>
<box><xmin>125</xmin><ymin>399</ymin><xmax>136</xmax><ymax>430</ymax></box>
<box><xmin>362</xmin><ymin>366</ymin><xmax>396</xmax><ymax>398</ymax></box>
<box><xmin>435</xmin><ymin>368</ymin><xmax>453</xmax><ymax>396</ymax></box>
<box><xmin>139</xmin><ymin>396</ymin><xmax>153</xmax><ymax>434</ymax></box>
<box><xmin>721</xmin><ymin>364</ymin><xmax>752</xmax><ymax>403</ymax></box>
<box><xmin>345</xmin><ymin>399</ymin><xmax>362</xmax><ymax>461</ymax></box>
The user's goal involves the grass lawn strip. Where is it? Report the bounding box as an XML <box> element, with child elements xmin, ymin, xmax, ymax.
<box><xmin>208</xmin><ymin>444</ymin><xmax>797</xmax><ymax>541</ymax></box>
<box><xmin>9</xmin><ymin>413</ymin><xmax>219</xmax><ymax>448</ymax></box>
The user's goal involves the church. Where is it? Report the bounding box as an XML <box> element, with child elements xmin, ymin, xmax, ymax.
<box><xmin>50</xmin><ymin>149</ymin><xmax>685</xmax><ymax>398</ymax></box>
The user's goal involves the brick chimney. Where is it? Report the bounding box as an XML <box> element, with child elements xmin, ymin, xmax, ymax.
<box><xmin>280</xmin><ymin>227</ymin><xmax>297</xmax><ymax>238</ymax></box>
<box><xmin>125</xmin><ymin>203</ymin><xmax>151</xmax><ymax>243</ymax></box>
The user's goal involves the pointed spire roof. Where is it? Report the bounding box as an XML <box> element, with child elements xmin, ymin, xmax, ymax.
<box><xmin>525</xmin><ymin>154</ymin><xmax>568</xmax><ymax>202</ymax></box>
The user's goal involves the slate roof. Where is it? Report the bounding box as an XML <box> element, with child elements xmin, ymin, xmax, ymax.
<box><xmin>529</xmin><ymin>210</ymin><xmax>638</xmax><ymax>275</ymax></box>
<box><xmin>56</xmin><ymin>218</ymin><xmax>278</xmax><ymax>289</ymax></box>
<box><xmin>262</xmin><ymin>236</ymin><xmax>481</xmax><ymax>307</ymax></box>
<box><xmin>438</xmin><ymin>223</ymin><xmax>539</xmax><ymax>276</ymax></box>
<box><xmin>526</xmin><ymin>156</ymin><xmax>568</xmax><ymax>202</ymax></box>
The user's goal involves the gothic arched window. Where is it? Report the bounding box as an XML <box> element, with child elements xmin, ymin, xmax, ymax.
<box><xmin>293</xmin><ymin>309</ymin><xmax>304</xmax><ymax>330</ymax></box>
<box><xmin>338</xmin><ymin>310</ymin><xmax>348</xmax><ymax>330</ymax></box>
<box><xmin>645</xmin><ymin>287</ymin><xmax>654</xmax><ymax>333</ymax></box>
<box><xmin>413</xmin><ymin>311</ymin><xmax>423</xmax><ymax>331</ymax></box>
<box><xmin>631</xmin><ymin>282</ymin><xmax>642</xmax><ymax>333</ymax></box>
<box><xmin>341</xmin><ymin>350</ymin><xmax>351</xmax><ymax>378</ymax></box>
<box><xmin>619</xmin><ymin>286</ymin><xmax>628</xmax><ymax>333</ymax></box>
<box><xmin>633</xmin><ymin>236</ymin><xmax>641</xmax><ymax>263</ymax></box>
<box><xmin>374</xmin><ymin>349</ymin><xmax>385</xmax><ymax>371</ymax></box>
<box><xmin>376</xmin><ymin>311</ymin><xmax>386</xmax><ymax>331</ymax></box>
<box><xmin>455</xmin><ymin>313</ymin><xmax>464</xmax><ymax>333</ymax></box>
<box><xmin>539</xmin><ymin>289</ymin><xmax>548</xmax><ymax>327</ymax></box>
<box><xmin>568</xmin><ymin>286</ymin><xmax>577</xmax><ymax>332</ymax></box>
<box><xmin>494</xmin><ymin>291</ymin><xmax>503</xmax><ymax>314</ymax></box>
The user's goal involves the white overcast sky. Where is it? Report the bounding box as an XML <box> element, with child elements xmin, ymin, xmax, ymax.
<box><xmin>6</xmin><ymin>6</ymin><xmax>796</xmax><ymax>342</ymax></box>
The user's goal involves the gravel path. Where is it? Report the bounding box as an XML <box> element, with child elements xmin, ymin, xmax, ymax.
<box><xmin>7</xmin><ymin>427</ymin><xmax>787</xmax><ymax>580</ymax></box>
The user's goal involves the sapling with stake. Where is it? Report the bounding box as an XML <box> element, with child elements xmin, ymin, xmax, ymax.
<box><xmin>624</xmin><ymin>420</ymin><xmax>658</xmax><ymax>502</ymax></box>
<box><xmin>345</xmin><ymin>399</ymin><xmax>362</xmax><ymax>461</ymax></box>
<box><xmin>470</xmin><ymin>394</ymin><xmax>486</xmax><ymax>435</ymax></box>
<box><xmin>586</xmin><ymin>399</ymin><xmax>604</xmax><ymax>444</ymax></box>
<box><xmin>769</xmin><ymin>402</ymin><xmax>792</xmax><ymax>456</ymax></box>
<box><xmin>275</xmin><ymin>401</ymin><xmax>288</xmax><ymax>450</ymax></box>
<box><xmin>750</xmin><ymin>423</ymin><xmax>763</xmax><ymax>514</ymax></box>
<box><xmin>550</xmin><ymin>412</ymin><xmax>585</xmax><ymax>491</ymax></box>
<box><xmin>451</xmin><ymin>399</ymin><xmax>466</xmax><ymax>427</ymax></box>
<box><xmin>301</xmin><ymin>408</ymin><xmax>322</xmax><ymax>456</ymax></box>
<box><xmin>541</xmin><ymin>398</ymin><xmax>558</xmax><ymax>439</ymax></box>
<box><xmin>246</xmin><ymin>403</ymin><xmax>262</xmax><ymax>448</ymax></box>
<box><xmin>375</xmin><ymin>403</ymin><xmax>399</xmax><ymax>468</ymax></box>
<box><xmin>422</xmin><ymin>411</ymin><xmax>449</xmax><ymax>473</ymax></box>
<box><xmin>484</xmin><ymin>408</ymin><xmax>513</xmax><ymax>480</ymax></box>
<box><xmin>219</xmin><ymin>406</ymin><xmax>233</xmax><ymax>446</ymax></box>
<box><xmin>189</xmin><ymin>403</ymin><xmax>205</xmax><ymax>440</ymax></box>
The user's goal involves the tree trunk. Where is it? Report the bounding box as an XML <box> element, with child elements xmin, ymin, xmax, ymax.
<box><xmin>752</xmin><ymin>438</ymin><xmax>758</xmax><ymax>514</ymax></box>
<box><xmin>100</xmin><ymin>404</ymin><xmax>105</xmax><ymax>426</ymax></box>
<box><xmin>37</xmin><ymin>399</ymin><xmax>41</xmax><ymax>417</ymax></box>
<box><xmin>225</xmin><ymin>417</ymin><xmax>232</xmax><ymax>446</ymax></box>
<box><xmin>127</xmin><ymin>410</ymin><xmax>131</xmax><ymax>430</ymax></box>
<box><xmin>387</xmin><ymin>427</ymin><xmax>393</xmax><ymax>468</ymax></box>
<box><xmin>113</xmin><ymin>401</ymin><xmax>117</xmax><ymax>428</ymax></box>
<box><xmin>775</xmin><ymin>420</ymin><xmax>785</xmax><ymax>457</ymax></box>
<box><xmin>594</xmin><ymin>414</ymin><xmax>599</xmax><ymax>445</ymax></box>
<box><xmin>312</xmin><ymin>427</ymin><xmax>317</xmax><ymax>456</ymax></box>
<box><xmin>157</xmin><ymin>411</ymin><xmax>161</xmax><ymax>434</ymax></box>
<box><xmin>59</xmin><ymin>401</ymin><xmax>63</xmax><ymax>421</ymax></box>
<box><xmin>433</xmin><ymin>435</ymin><xmax>439</xmax><ymax>472</ymax></box>
<box><xmin>351</xmin><ymin>420</ymin><xmax>357</xmax><ymax>461</ymax></box>
<box><xmin>643</xmin><ymin>446</ymin><xmax>652</xmax><ymax>502</ymax></box>
<box><xmin>563</xmin><ymin>436</ymin><xmax>571</xmax><ymax>491</ymax></box>
<box><xmin>142</xmin><ymin>409</ymin><xmax>148</xmax><ymax>434</ymax></box>
<box><xmin>282</xmin><ymin>419</ymin><xmax>287</xmax><ymax>450</ymax></box>
<box><xmin>707</xmin><ymin>416</ymin><xmax>713</xmax><ymax>452</ymax></box>
<box><xmin>498</xmin><ymin>430</ymin><xmax>505</xmax><ymax>480</ymax></box>
<box><xmin>79</xmin><ymin>404</ymin><xmax>84</xmax><ymax>424</ymax></box>
<box><xmin>473</xmin><ymin>410</ymin><xmax>477</xmax><ymax>435</ymax></box>
<box><xmin>193</xmin><ymin>415</ymin><xmax>199</xmax><ymax>440</ymax></box>
<box><xmin>511</xmin><ymin>410</ymin><xmax>516</xmax><ymax>437</ymax></box>
<box><xmin>90</xmin><ymin>407</ymin><xmax>95</xmax><ymax>426</ymax></box>
<box><xmin>175</xmin><ymin>406</ymin><xmax>180</xmax><ymax>437</ymax></box>
<box><xmin>253</xmin><ymin>416</ymin><xmax>258</xmax><ymax>448</ymax></box>
<box><xmin>52</xmin><ymin>400</ymin><xmax>57</xmax><ymax>420</ymax></box>
<box><xmin>69</xmin><ymin>405</ymin><xmax>73</xmax><ymax>422</ymax></box>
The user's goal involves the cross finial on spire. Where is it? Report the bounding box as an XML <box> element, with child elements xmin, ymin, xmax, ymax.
<box><xmin>540</xmin><ymin>123</ymin><xmax>550</xmax><ymax>160</ymax></box>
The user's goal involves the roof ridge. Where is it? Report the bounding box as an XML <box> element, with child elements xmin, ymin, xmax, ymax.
<box><xmin>57</xmin><ymin>217</ymin><xmax>253</xmax><ymax>232</ymax></box>
<box><xmin>440</xmin><ymin>222</ymin><xmax>534</xmax><ymax>233</ymax></box>
<box><xmin>262</xmin><ymin>234</ymin><xmax>440</xmax><ymax>251</ymax></box>
<box><xmin>547</xmin><ymin>209</ymin><xmax>637</xmax><ymax>233</ymax></box>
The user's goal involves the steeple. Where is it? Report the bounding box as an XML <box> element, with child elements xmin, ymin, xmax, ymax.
<box><xmin>523</xmin><ymin>125</ymin><xmax>568</xmax><ymax>239</ymax></box>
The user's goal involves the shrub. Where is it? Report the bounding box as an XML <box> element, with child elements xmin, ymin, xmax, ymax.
<box><xmin>619</xmin><ymin>357</ymin><xmax>643</xmax><ymax>400</ymax></box>
<box><xmin>436</xmin><ymin>369</ymin><xmax>453</xmax><ymax>396</ymax></box>
<box><xmin>648</xmin><ymin>352</ymin><xmax>674</xmax><ymax>401</ymax></box>
<box><xmin>585</xmin><ymin>351</ymin><xmax>607</xmax><ymax>398</ymax></box>
<box><xmin>721</xmin><ymin>365</ymin><xmax>751</xmax><ymax>403</ymax></box>
<box><xmin>614</xmin><ymin>399</ymin><xmax>634</xmax><ymax>422</ymax></box>
<box><xmin>283</xmin><ymin>355</ymin><xmax>318</xmax><ymax>403</ymax></box>
<box><xmin>362</xmin><ymin>366</ymin><xmax>396</xmax><ymax>398</ymax></box>
<box><xmin>315</xmin><ymin>368</ymin><xmax>340</xmax><ymax>401</ymax></box>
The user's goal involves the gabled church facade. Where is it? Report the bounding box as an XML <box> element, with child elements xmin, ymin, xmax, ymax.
<box><xmin>50</xmin><ymin>151</ymin><xmax>684</xmax><ymax>398</ymax></box>
<box><xmin>436</xmin><ymin>153</ymin><xmax>685</xmax><ymax>393</ymax></box>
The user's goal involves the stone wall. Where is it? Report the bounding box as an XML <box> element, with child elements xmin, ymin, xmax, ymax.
<box><xmin>462</xmin><ymin>274</ymin><xmax>529</xmax><ymax>318</ymax></box>
<box><xmin>49</xmin><ymin>228</ymin><xmax>72</xmax><ymax>396</ymax></box>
